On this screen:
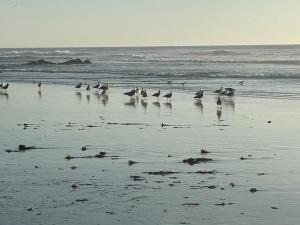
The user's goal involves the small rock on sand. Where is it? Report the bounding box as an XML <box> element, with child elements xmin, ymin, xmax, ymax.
<box><xmin>249</xmin><ymin>188</ymin><xmax>258</xmax><ymax>193</ymax></box>
<box><xmin>128</xmin><ymin>160</ymin><xmax>136</xmax><ymax>166</ymax></box>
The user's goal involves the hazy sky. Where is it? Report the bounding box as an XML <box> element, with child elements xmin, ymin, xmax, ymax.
<box><xmin>1</xmin><ymin>0</ymin><xmax>300</xmax><ymax>48</ymax></box>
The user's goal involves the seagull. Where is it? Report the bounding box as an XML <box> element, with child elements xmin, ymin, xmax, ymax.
<box><xmin>141</xmin><ymin>89</ymin><xmax>147</xmax><ymax>98</ymax></box>
<box><xmin>99</xmin><ymin>83</ymin><xmax>109</xmax><ymax>94</ymax></box>
<box><xmin>75</xmin><ymin>82</ymin><xmax>82</xmax><ymax>90</ymax></box>
<box><xmin>1</xmin><ymin>83</ymin><xmax>9</xmax><ymax>90</ymax></box>
<box><xmin>240</xmin><ymin>81</ymin><xmax>245</xmax><ymax>85</ymax></box>
<box><xmin>123</xmin><ymin>89</ymin><xmax>136</xmax><ymax>97</ymax></box>
<box><xmin>163</xmin><ymin>91</ymin><xmax>172</xmax><ymax>101</ymax></box>
<box><xmin>86</xmin><ymin>84</ymin><xmax>91</xmax><ymax>91</ymax></box>
<box><xmin>93</xmin><ymin>82</ymin><xmax>101</xmax><ymax>89</ymax></box>
<box><xmin>194</xmin><ymin>88</ymin><xmax>202</xmax><ymax>96</ymax></box>
<box><xmin>194</xmin><ymin>90</ymin><xmax>203</xmax><ymax>99</ymax></box>
<box><xmin>213</xmin><ymin>87</ymin><xmax>223</xmax><ymax>94</ymax></box>
<box><xmin>38</xmin><ymin>81</ymin><xmax>42</xmax><ymax>88</ymax></box>
<box><xmin>99</xmin><ymin>83</ymin><xmax>108</xmax><ymax>90</ymax></box>
<box><xmin>225</xmin><ymin>88</ymin><xmax>235</xmax><ymax>96</ymax></box>
<box><xmin>152</xmin><ymin>90</ymin><xmax>160</xmax><ymax>98</ymax></box>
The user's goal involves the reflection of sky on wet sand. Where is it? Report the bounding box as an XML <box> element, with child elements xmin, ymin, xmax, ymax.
<box><xmin>1</xmin><ymin>83</ymin><xmax>300</xmax><ymax>225</ymax></box>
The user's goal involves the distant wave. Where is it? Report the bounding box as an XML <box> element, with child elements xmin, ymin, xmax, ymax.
<box><xmin>207</xmin><ymin>50</ymin><xmax>236</xmax><ymax>55</ymax></box>
<box><xmin>1</xmin><ymin>67</ymin><xmax>300</xmax><ymax>79</ymax></box>
<box><xmin>0</xmin><ymin>50</ymin><xmax>94</xmax><ymax>56</ymax></box>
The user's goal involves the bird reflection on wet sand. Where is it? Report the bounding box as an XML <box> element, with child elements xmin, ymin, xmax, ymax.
<box><xmin>0</xmin><ymin>91</ymin><xmax>9</xmax><ymax>102</ymax></box>
<box><xmin>152</xmin><ymin>101</ymin><xmax>160</xmax><ymax>108</ymax></box>
<box><xmin>75</xmin><ymin>91</ymin><xmax>82</xmax><ymax>102</ymax></box>
<box><xmin>141</xmin><ymin>99</ymin><xmax>147</xmax><ymax>109</ymax></box>
<box><xmin>164</xmin><ymin>102</ymin><xmax>172</xmax><ymax>110</ymax></box>
<box><xmin>102</xmin><ymin>94</ymin><xmax>109</xmax><ymax>106</ymax></box>
<box><xmin>217</xmin><ymin>109</ymin><xmax>222</xmax><ymax>121</ymax></box>
<box><xmin>194</xmin><ymin>99</ymin><xmax>203</xmax><ymax>112</ymax></box>
<box><xmin>222</xmin><ymin>97</ymin><xmax>235</xmax><ymax>111</ymax></box>
<box><xmin>86</xmin><ymin>94</ymin><xmax>91</xmax><ymax>103</ymax></box>
<box><xmin>124</xmin><ymin>98</ymin><xmax>136</xmax><ymax>107</ymax></box>
<box><xmin>37</xmin><ymin>89</ymin><xmax>42</xmax><ymax>99</ymax></box>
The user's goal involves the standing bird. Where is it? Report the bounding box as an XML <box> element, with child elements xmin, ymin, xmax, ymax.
<box><xmin>194</xmin><ymin>90</ymin><xmax>203</xmax><ymax>99</ymax></box>
<box><xmin>75</xmin><ymin>82</ymin><xmax>82</xmax><ymax>90</ymax></box>
<box><xmin>240</xmin><ymin>81</ymin><xmax>245</xmax><ymax>85</ymax></box>
<box><xmin>100</xmin><ymin>83</ymin><xmax>109</xmax><ymax>95</ymax></box>
<box><xmin>213</xmin><ymin>87</ymin><xmax>223</xmax><ymax>94</ymax></box>
<box><xmin>93</xmin><ymin>82</ymin><xmax>101</xmax><ymax>89</ymax></box>
<box><xmin>123</xmin><ymin>89</ymin><xmax>136</xmax><ymax>97</ymax></box>
<box><xmin>141</xmin><ymin>89</ymin><xmax>147</xmax><ymax>98</ymax></box>
<box><xmin>1</xmin><ymin>83</ymin><xmax>9</xmax><ymax>90</ymax></box>
<box><xmin>152</xmin><ymin>90</ymin><xmax>160</xmax><ymax>98</ymax></box>
<box><xmin>194</xmin><ymin>89</ymin><xmax>203</xmax><ymax>99</ymax></box>
<box><xmin>224</xmin><ymin>88</ymin><xmax>235</xmax><ymax>96</ymax></box>
<box><xmin>86</xmin><ymin>84</ymin><xmax>91</xmax><ymax>92</ymax></box>
<box><xmin>37</xmin><ymin>81</ymin><xmax>42</xmax><ymax>96</ymax></box>
<box><xmin>163</xmin><ymin>91</ymin><xmax>172</xmax><ymax>101</ymax></box>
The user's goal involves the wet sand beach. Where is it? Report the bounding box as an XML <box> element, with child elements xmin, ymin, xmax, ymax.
<box><xmin>1</xmin><ymin>82</ymin><xmax>300</xmax><ymax>225</ymax></box>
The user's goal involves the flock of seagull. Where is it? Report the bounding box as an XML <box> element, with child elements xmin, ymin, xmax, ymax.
<box><xmin>0</xmin><ymin>80</ymin><xmax>239</xmax><ymax>107</ymax></box>
<box><xmin>72</xmin><ymin>81</ymin><xmax>238</xmax><ymax>107</ymax></box>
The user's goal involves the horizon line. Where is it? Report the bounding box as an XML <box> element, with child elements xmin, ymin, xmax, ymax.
<box><xmin>1</xmin><ymin>43</ymin><xmax>300</xmax><ymax>49</ymax></box>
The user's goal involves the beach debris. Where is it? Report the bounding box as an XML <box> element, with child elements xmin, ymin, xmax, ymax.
<box><xmin>267</xmin><ymin>121</ymin><xmax>272</xmax><ymax>123</ymax></box>
<box><xmin>182</xmin><ymin>203</ymin><xmax>199</xmax><ymax>206</ymax></box>
<box><xmin>201</xmin><ymin>149</ymin><xmax>210</xmax><ymax>154</ymax></box>
<box><xmin>215</xmin><ymin>202</ymin><xmax>226</xmax><ymax>206</ymax></box>
<box><xmin>183</xmin><ymin>157</ymin><xmax>212</xmax><ymax>165</ymax></box>
<box><xmin>107</xmin><ymin>122</ymin><xmax>149</xmax><ymax>126</ymax></box>
<box><xmin>81</xmin><ymin>146</ymin><xmax>87</xmax><ymax>151</ymax></box>
<box><xmin>34</xmin><ymin>165</ymin><xmax>39</xmax><ymax>169</ymax></box>
<box><xmin>189</xmin><ymin>185</ymin><xmax>217</xmax><ymax>190</ymax></box>
<box><xmin>85</xmin><ymin>125</ymin><xmax>101</xmax><ymax>128</ymax></box>
<box><xmin>143</xmin><ymin>171</ymin><xmax>180</xmax><ymax>176</ymax></box>
<box><xmin>207</xmin><ymin>185</ymin><xmax>217</xmax><ymax>189</ymax></box>
<box><xmin>95</xmin><ymin>152</ymin><xmax>106</xmax><ymax>158</ymax></box>
<box><xmin>249</xmin><ymin>188</ymin><xmax>258</xmax><ymax>193</ymax></box>
<box><xmin>70</xmin><ymin>166</ymin><xmax>78</xmax><ymax>170</ymax></box>
<box><xmin>17</xmin><ymin>123</ymin><xmax>40</xmax><ymax>129</ymax></box>
<box><xmin>65</xmin><ymin>152</ymin><xmax>107</xmax><ymax>160</ymax></box>
<box><xmin>240</xmin><ymin>156</ymin><xmax>249</xmax><ymax>160</ymax></box>
<box><xmin>229</xmin><ymin>182</ymin><xmax>235</xmax><ymax>187</ymax></box>
<box><xmin>71</xmin><ymin>184</ymin><xmax>78</xmax><ymax>189</ymax></box>
<box><xmin>189</xmin><ymin>170</ymin><xmax>217</xmax><ymax>174</ymax></box>
<box><xmin>19</xmin><ymin>145</ymin><xmax>35</xmax><ymax>151</ymax></box>
<box><xmin>130</xmin><ymin>175</ymin><xmax>145</xmax><ymax>181</ymax></box>
<box><xmin>215</xmin><ymin>202</ymin><xmax>235</xmax><ymax>206</ymax></box>
<box><xmin>167</xmin><ymin>154</ymin><xmax>172</xmax><ymax>157</ymax></box>
<box><xmin>27</xmin><ymin>208</ymin><xmax>33</xmax><ymax>211</ymax></box>
<box><xmin>271</xmin><ymin>206</ymin><xmax>279</xmax><ymax>209</ymax></box>
<box><xmin>5</xmin><ymin>145</ymin><xmax>42</xmax><ymax>153</ymax></box>
<box><xmin>75</xmin><ymin>198</ymin><xmax>89</xmax><ymax>202</ymax></box>
<box><xmin>128</xmin><ymin>160</ymin><xmax>137</xmax><ymax>166</ymax></box>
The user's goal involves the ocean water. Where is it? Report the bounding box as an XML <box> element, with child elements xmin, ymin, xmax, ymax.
<box><xmin>1</xmin><ymin>45</ymin><xmax>300</xmax><ymax>99</ymax></box>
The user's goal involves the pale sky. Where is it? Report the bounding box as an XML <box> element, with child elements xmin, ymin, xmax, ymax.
<box><xmin>1</xmin><ymin>0</ymin><xmax>300</xmax><ymax>48</ymax></box>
